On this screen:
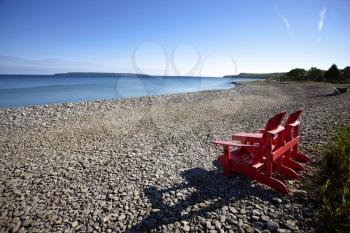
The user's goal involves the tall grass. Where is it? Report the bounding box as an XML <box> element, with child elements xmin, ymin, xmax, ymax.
<box><xmin>319</xmin><ymin>124</ymin><xmax>350</xmax><ymax>232</ymax></box>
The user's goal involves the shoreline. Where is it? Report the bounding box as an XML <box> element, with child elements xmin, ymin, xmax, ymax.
<box><xmin>1</xmin><ymin>82</ymin><xmax>350</xmax><ymax>232</ymax></box>
<box><xmin>0</xmin><ymin>87</ymin><xmax>235</xmax><ymax>111</ymax></box>
<box><xmin>0</xmin><ymin>78</ymin><xmax>266</xmax><ymax>111</ymax></box>
<box><xmin>0</xmin><ymin>75</ymin><xmax>264</xmax><ymax>109</ymax></box>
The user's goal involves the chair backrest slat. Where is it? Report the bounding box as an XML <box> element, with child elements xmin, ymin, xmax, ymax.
<box><xmin>264</xmin><ymin>111</ymin><xmax>287</xmax><ymax>131</ymax></box>
<box><xmin>253</xmin><ymin>111</ymin><xmax>286</xmax><ymax>164</ymax></box>
<box><xmin>285</xmin><ymin>108</ymin><xmax>303</xmax><ymax>125</ymax></box>
<box><xmin>260</xmin><ymin>111</ymin><xmax>286</xmax><ymax>142</ymax></box>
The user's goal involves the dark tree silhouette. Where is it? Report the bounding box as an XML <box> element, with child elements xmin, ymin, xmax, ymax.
<box><xmin>343</xmin><ymin>66</ymin><xmax>350</xmax><ymax>78</ymax></box>
<box><xmin>287</xmin><ymin>68</ymin><xmax>307</xmax><ymax>81</ymax></box>
<box><xmin>307</xmin><ymin>67</ymin><xmax>324</xmax><ymax>81</ymax></box>
<box><xmin>324</xmin><ymin>64</ymin><xmax>342</xmax><ymax>82</ymax></box>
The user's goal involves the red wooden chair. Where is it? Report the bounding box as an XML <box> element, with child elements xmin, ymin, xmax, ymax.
<box><xmin>233</xmin><ymin>109</ymin><xmax>310</xmax><ymax>173</ymax></box>
<box><xmin>272</xmin><ymin>109</ymin><xmax>310</xmax><ymax>172</ymax></box>
<box><xmin>213</xmin><ymin>111</ymin><xmax>300</xmax><ymax>194</ymax></box>
<box><xmin>282</xmin><ymin>109</ymin><xmax>311</xmax><ymax>163</ymax></box>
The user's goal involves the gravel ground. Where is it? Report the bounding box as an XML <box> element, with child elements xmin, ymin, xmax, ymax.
<box><xmin>0</xmin><ymin>82</ymin><xmax>349</xmax><ymax>233</ymax></box>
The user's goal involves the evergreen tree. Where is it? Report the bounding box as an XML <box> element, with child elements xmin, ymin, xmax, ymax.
<box><xmin>324</xmin><ymin>64</ymin><xmax>342</xmax><ymax>82</ymax></box>
<box><xmin>343</xmin><ymin>66</ymin><xmax>350</xmax><ymax>78</ymax></box>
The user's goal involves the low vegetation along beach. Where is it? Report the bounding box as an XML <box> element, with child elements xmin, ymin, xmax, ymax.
<box><xmin>0</xmin><ymin>82</ymin><xmax>349</xmax><ymax>232</ymax></box>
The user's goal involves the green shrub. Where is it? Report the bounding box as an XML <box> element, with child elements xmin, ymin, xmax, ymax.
<box><xmin>287</xmin><ymin>68</ymin><xmax>307</xmax><ymax>81</ymax></box>
<box><xmin>319</xmin><ymin>124</ymin><xmax>350</xmax><ymax>232</ymax></box>
<box><xmin>308</xmin><ymin>67</ymin><xmax>324</xmax><ymax>81</ymax></box>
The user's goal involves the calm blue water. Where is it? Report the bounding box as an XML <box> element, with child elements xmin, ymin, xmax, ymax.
<box><xmin>0</xmin><ymin>75</ymin><xmax>262</xmax><ymax>108</ymax></box>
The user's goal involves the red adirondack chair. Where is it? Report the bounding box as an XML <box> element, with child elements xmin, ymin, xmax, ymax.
<box><xmin>282</xmin><ymin>109</ymin><xmax>310</xmax><ymax>164</ymax></box>
<box><xmin>233</xmin><ymin>108</ymin><xmax>310</xmax><ymax>173</ymax></box>
<box><xmin>213</xmin><ymin>111</ymin><xmax>302</xmax><ymax>194</ymax></box>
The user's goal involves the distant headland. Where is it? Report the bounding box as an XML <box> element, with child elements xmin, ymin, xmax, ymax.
<box><xmin>223</xmin><ymin>72</ymin><xmax>284</xmax><ymax>79</ymax></box>
<box><xmin>53</xmin><ymin>72</ymin><xmax>270</xmax><ymax>78</ymax></box>
<box><xmin>53</xmin><ymin>72</ymin><xmax>151</xmax><ymax>77</ymax></box>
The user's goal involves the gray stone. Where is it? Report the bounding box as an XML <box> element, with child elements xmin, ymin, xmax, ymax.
<box><xmin>11</xmin><ymin>221</ymin><xmax>21</xmax><ymax>232</ymax></box>
<box><xmin>260</xmin><ymin>215</ymin><xmax>269</xmax><ymax>222</ymax></box>
<box><xmin>102</xmin><ymin>214</ymin><xmax>111</xmax><ymax>223</ymax></box>
<box><xmin>93</xmin><ymin>209</ymin><xmax>101</xmax><ymax>216</ymax></box>
<box><xmin>183</xmin><ymin>225</ymin><xmax>190</xmax><ymax>232</ymax></box>
<box><xmin>206</xmin><ymin>221</ymin><xmax>215</xmax><ymax>230</ymax></box>
<box><xmin>71</xmin><ymin>221</ymin><xmax>79</xmax><ymax>228</ymax></box>
<box><xmin>254</xmin><ymin>221</ymin><xmax>264</xmax><ymax>230</ymax></box>
<box><xmin>220</xmin><ymin>216</ymin><xmax>226</xmax><ymax>223</ymax></box>
<box><xmin>295</xmin><ymin>190</ymin><xmax>307</xmax><ymax>196</ymax></box>
<box><xmin>238</xmin><ymin>226</ymin><xmax>245</xmax><ymax>233</ymax></box>
<box><xmin>215</xmin><ymin>220</ymin><xmax>222</xmax><ymax>230</ymax></box>
<box><xmin>227</xmin><ymin>217</ymin><xmax>238</xmax><ymax>225</ymax></box>
<box><xmin>107</xmin><ymin>222</ymin><xmax>116</xmax><ymax>229</ymax></box>
<box><xmin>272</xmin><ymin>197</ymin><xmax>282</xmax><ymax>204</ymax></box>
<box><xmin>118</xmin><ymin>214</ymin><xmax>126</xmax><ymax>221</ymax></box>
<box><xmin>229</xmin><ymin>207</ymin><xmax>238</xmax><ymax>214</ymax></box>
<box><xmin>252</xmin><ymin>210</ymin><xmax>260</xmax><ymax>216</ymax></box>
<box><xmin>21</xmin><ymin>219</ymin><xmax>32</xmax><ymax>227</ymax></box>
<box><xmin>276</xmin><ymin>229</ymin><xmax>291</xmax><ymax>233</ymax></box>
<box><xmin>282</xmin><ymin>220</ymin><xmax>298</xmax><ymax>231</ymax></box>
<box><xmin>266</xmin><ymin>220</ymin><xmax>279</xmax><ymax>232</ymax></box>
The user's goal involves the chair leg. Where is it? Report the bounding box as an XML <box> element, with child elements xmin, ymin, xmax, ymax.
<box><xmin>253</xmin><ymin>170</ymin><xmax>289</xmax><ymax>194</ymax></box>
<box><xmin>284</xmin><ymin>158</ymin><xmax>304</xmax><ymax>171</ymax></box>
<box><xmin>218</xmin><ymin>154</ymin><xmax>224</xmax><ymax>164</ymax></box>
<box><xmin>223</xmin><ymin>146</ymin><xmax>231</xmax><ymax>176</ymax></box>
<box><xmin>231</xmin><ymin>162</ymin><xmax>289</xmax><ymax>194</ymax></box>
<box><xmin>276</xmin><ymin>164</ymin><xmax>299</xmax><ymax>179</ymax></box>
<box><xmin>217</xmin><ymin>154</ymin><xmax>230</xmax><ymax>176</ymax></box>
<box><xmin>295</xmin><ymin>152</ymin><xmax>311</xmax><ymax>163</ymax></box>
<box><xmin>264</xmin><ymin>176</ymin><xmax>289</xmax><ymax>194</ymax></box>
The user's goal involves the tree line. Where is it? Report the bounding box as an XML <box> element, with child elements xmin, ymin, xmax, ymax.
<box><xmin>273</xmin><ymin>65</ymin><xmax>350</xmax><ymax>83</ymax></box>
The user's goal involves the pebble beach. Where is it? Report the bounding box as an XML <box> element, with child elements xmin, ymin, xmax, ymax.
<box><xmin>1</xmin><ymin>82</ymin><xmax>350</xmax><ymax>233</ymax></box>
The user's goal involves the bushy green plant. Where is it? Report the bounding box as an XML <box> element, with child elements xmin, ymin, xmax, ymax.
<box><xmin>308</xmin><ymin>67</ymin><xmax>324</xmax><ymax>81</ymax></box>
<box><xmin>319</xmin><ymin>124</ymin><xmax>350</xmax><ymax>232</ymax></box>
<box><xmin>287</xmin><ymin>68</ymin><xmax>307</xmax><ymax>81</ymax></box>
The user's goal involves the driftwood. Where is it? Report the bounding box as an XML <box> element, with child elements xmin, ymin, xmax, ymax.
<box><xmin>333</xmin><ymin>87</ymin><xmax>348</xmax><ymax>95</ymax></box>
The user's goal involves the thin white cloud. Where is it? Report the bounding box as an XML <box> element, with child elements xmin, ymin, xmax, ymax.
<box><xmin>273</xmin><ymin>3</ymin><xmax>292</xmax><ymax>36</ymax></box>
<box><xmin>318</xmin><ymin>7</ymin><xmax>327</xmax><ymax>32</ymax></box>
<box><xmin>281</xmin><ymin>16</ymin><xmax>290</xmax><ymax>30</ymax></box>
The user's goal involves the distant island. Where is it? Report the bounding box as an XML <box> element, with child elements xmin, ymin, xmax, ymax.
<box><xmin>54</xmin><ymin>72</ymin><xmax>151</xmax><ymax>77</ymax></box>
<box><xmin>223</xmin><ymin>72</ymin><xmax>285</xmax><ymax>79</ymax></box>
<box><xmin>53</xmin><ymin>72</ymin><xmax>280</xmax><ymax>79</ymax></box>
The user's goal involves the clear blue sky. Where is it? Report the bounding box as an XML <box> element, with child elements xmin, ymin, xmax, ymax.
<box><xmin>0</xmin><ymin>0</ymin><xmax>349</xmax><ymax>76</ymax></box>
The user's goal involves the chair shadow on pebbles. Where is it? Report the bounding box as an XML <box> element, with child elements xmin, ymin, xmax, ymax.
<box><xmin>127</xmin><ymin>161</ymin><xmax>280</xmax><ymax>233</ymax></box>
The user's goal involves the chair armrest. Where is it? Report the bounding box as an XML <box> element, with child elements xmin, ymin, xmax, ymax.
<box><xmin>256</xmin><ymin>128</ymin><xmax>265</xmax><ymax>133</ymax></box>
<box><xmin>288</xmin><ymin>121</ymin><xmax>300</xmax><ymax>127</ymax></box>
<box><xmin>267</xmin><ymin>125</ymin><xmax>285</xmax><ymax>135</ymax></box>
<box><xmin>213</xmin><ymin>140</ymin><xmax>258</xmax><ymax>148</ymax></box>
